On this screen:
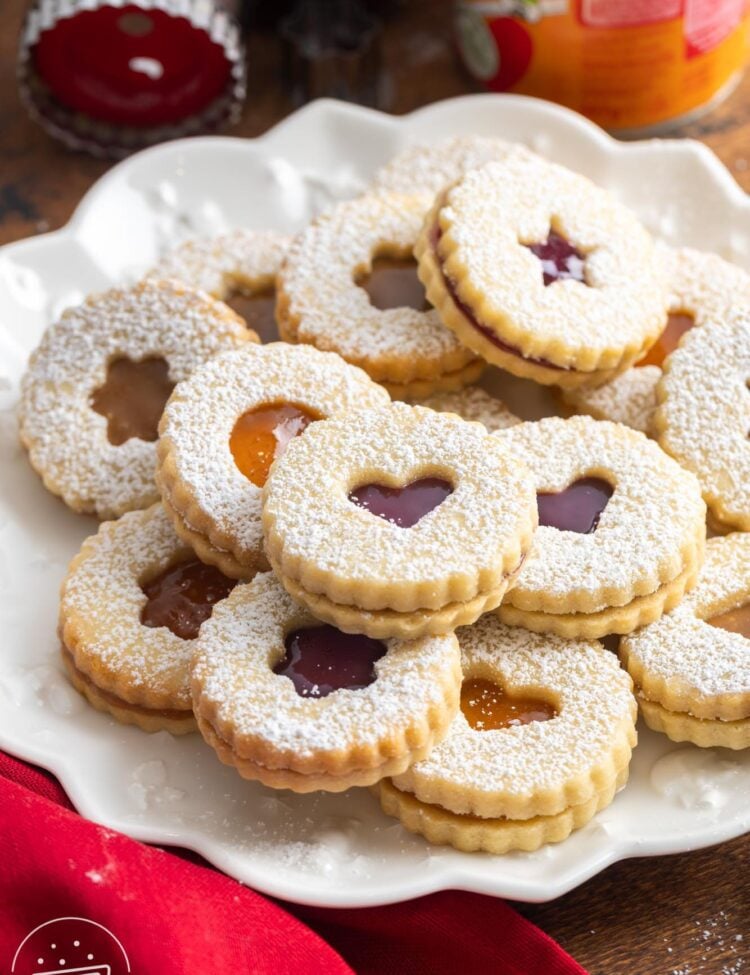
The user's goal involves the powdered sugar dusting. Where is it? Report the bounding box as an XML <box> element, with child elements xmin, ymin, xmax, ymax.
<box><xmin>193</xmin><ymin>571</ymin><xmax>459</xmax><ymax>757</ymax></box>
<box><xmin>393</xmin><ymin>614</ymin><xmax>635</xmax><ymax>811</ymax></box>
<box><xmin>419</xmin><ymin>386</ymin><xmax>521</xmax><ymax>431</ymax></box>
<box><xmin>562</xmin><ymin>366</ymin><xmax>661</xmax><ymax>434</ymax></box>
<box><xmin>18</xmin><ymin>279</ymin><xmax>248</xmax><ymax>519</ymax></box>
<box><xmin>498</xmin><ymin>416</ymin><xmax>705</xmax><ymax>613</ymax></box>
<box><xmin>60</xmin><ymin>505</ymin><xmax>201</xmax><ymax>709</ymax></box>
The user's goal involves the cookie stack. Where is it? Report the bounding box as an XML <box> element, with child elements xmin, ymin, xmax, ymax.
<box><xmin>20</xmin><ymin>136</ymin><xmax>750</xmax><ymax>861</ymax></box>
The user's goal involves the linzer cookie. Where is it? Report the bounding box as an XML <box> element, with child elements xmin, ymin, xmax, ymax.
<box><xmin>419</xmin><ymin>386</ymin><xmax>520</xmax><ymax>432</ymax></box>
<box><xmin>263</xmin><ymin>403</ymin><xmax>537</xmax><ymax>639</ymax></box>
<box><xmin>60</xmin><ymin>504</ymin><xmax>237</xmax><ymax>734</ymax></box>
<box><xmin>621</xmin><ymin>534</ymin><xmax>750</xmax><ymax>750</ymax></box>
<box><xmin>416</xmin><ymin>154</ymin><xmax>667</xmax><ymax>387</ymax></box>
<box><xmin>157</xmin><ymin>342</ymin><xmax>389</xmax><ymax>579</ymax></box>
<box><xmin>563</xmin><ymin>245</ymin><xmax>750</xmax><ymax>433</ymax></box>
<box><xmin>19</xmin><ymin>279</ymin><xmax>251</xmax><ymax>520</ymax></box>
<box><xmin>276</xmin><ymin>191</ymin><xmax>482</xmax><ymax>400</ymax></box>
<box><xmin>146</xmin><ymin>229</ymin><xmax>290</xmax><ymax>342</ymax></box>
<box><xmin>376</xmin><ymin>614</ymin><xmax>637</xmax><ymax>854</ymax></box>
<box><xmin>192</xmin><ymin>572</ymin><xmax>461</xmax><ymax>792</ymax></box>
<box><xmin>496</xmin><ymin>416</ymin><xmax>705</xmax><ymax>639</ymax></box>
<box><xmin>370</xmin><ymin>135</ymin><xmax>528</xmax><ymax>196</ymax></box>
<box><xmin>653</xmin><ymin>311</ymin><xmax>750</xmax><ymax>533</ymax></box>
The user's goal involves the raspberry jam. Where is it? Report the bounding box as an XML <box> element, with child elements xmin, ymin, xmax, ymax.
<box><xmin>707</xmin><ymin>603</ymin><xmax>750</xmax><ymax>638</ymax></box>
<box><xmin>637</xmin><ymin>312</ymin><xmax>695</xmax><ymax>368</ymax></box>
<box><xmin>537</xmin><ymin>477</ymin><xmax>614</xmax><ymax>534</ymax></box>
<box><xmin>461</xmin><ymin>678</ymin><xmax>557</xmax><ymax>730</ymax></box>
<box><xmin>359</xmin><ymin>257</ymin><xmax>430</xmax><ymax>311</ymax></box>
<box><xmin>90</xmin><ymin>356</ymin><xmax>175</xmax><ymax>445</ymax></box>
<box><xmin>140</xmin><ymin>557</ymin><xmax>236</xmax><ymax>640</ymax></box>
<box><xmin>526</xmin><ymin>231</ymin><xmax>587</xmax><ymax>286</ymax></box>
<box><xmin>274</xmin><ymin>624</ymin><xmax>387</xmax><ymax>698</ymax></box>
<box><xmin>349</xmin><ymin>477</ymin><xmax>453</xmax><ymax>528</ymax></box>
<box><xmin>230</xmin><ymin>403</ymin><xmax>318</xmax><ymax>487</ymax></box>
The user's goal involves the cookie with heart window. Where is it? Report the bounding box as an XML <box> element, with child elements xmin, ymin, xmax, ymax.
<box><xmin>262</xmin><ymin>402</ymin><xmax>537</xmax><ymax>639</ymax></box>
<box><xmin>415</xmin><ymin>154</ymin><xmax>668</xmax><ymax>387</ymax></box>
<box><xmin>376</xmin><ymin>614</ymin><xmax>637</xmax><ymax>854</ymax></box>
<box><xmin>146</xmin><ymin>228</ymin><xmax>291</xmax><ymax>342</ymax></box>
<box><xmin>18</xmin><ymin>279</ymin><xmax>253</xmax><ymax>520</ymax></box>
<box><xmin>561</xmin><ymin>245</ymin><xmax>750</xmax><ymax>434</ymax></box>
<box><xmin>495</xmin><ymin>416</ymin><xmax>706</xmax><ymax>639</ymax></box>
<box><xmin>156</xmin><ymin>342</ymin><xmax>390</xmax><ymax>580</ymax></box>
<box><xmin>191</xmin><ymin>572</ymin><xmax>461</xmax><ymax>792</ymax></box>
<box><xmin>276</xmin><ymin>191</ymin><xmax>483</xmax><ymax>400</ymax></box>
<box><xmin>60</xmin><ymin>504</ymin><xmax>238</xmax><ymax>735</ymax></box>
<box><xmin>621</xmin><ymin>533</ymin><xmax>750</xmax><ymax>750</ymax></box>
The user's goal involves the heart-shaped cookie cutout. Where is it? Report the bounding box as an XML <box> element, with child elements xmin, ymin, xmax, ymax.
<box><xmin>461</xmin><ymin>678</ymin><xmax>557</xmax><ymax>731</ymax></box>
<box><xmin>348</xmin><ymin>477</ymin><xmax>453</xmax><ymax>528</ymax></box>
<box><xmin>274</xmin><ymin>624</ymin><xmax>387</xmax><ymax>698</ymax></box>
<box><xmin>537</xmin><ymin>476</ymin><xmax>613</xmax><ymax>534</ymax></box>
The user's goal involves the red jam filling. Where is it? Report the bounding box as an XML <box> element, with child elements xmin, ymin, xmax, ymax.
<box><xmin>430</xmin><ymin>223</ymin><xmax>567</xmax><ymax>372</ymax></box>
<box><xmin>359</xmin><ymin>257</ymin><xmax>430</xmax><ymax>311</ymax></box>
<box><xmin>348</xmin><ymin>477</ymin><xmax>453</xmax><ymax>528</ymax></box>
<box><xmin>537</xmin><ymin>477</ymin><xmax>614</xmax><ymax>534</ymax></box>
<box><xmin>226</xmin><ymin>288</ymin><xmax>279</xmax><ymax>343</ymax></box>
<box><xmin>230</xmin><ymin>402</ymin><xmax>319</xmax><ymax>487</ymax></box>
<box><xmin>637</xmin><ymin>311</ymin><xmax>695</xmax><ymax>368</ymax></box>
<box><xmin>525</xmin><ymin>231</ymin><xmax>587</xmax><ymax>286</ymax></box>
<box><xmin>274</xmin><ymin>624</ymin><xmax>387</xmax><ymax>698</ymax></box>
<box><xmin>707</xmin><ymin>603</ymin><xmax>750</xmax><ymax>638</ymax></box>
<box><xmin>140</xmin><ymin>557</ymin><xmax>237</xmax><ymax>640</ymax></box>
<box><xmin>461</xmin><ymin>678</ymin><xmax>557</xmax><ymax>731</ymax></box>
<box><xmin>91</xmin><ymin>356</ymin><xmax>175</xmax><ymax>445</ymax></box>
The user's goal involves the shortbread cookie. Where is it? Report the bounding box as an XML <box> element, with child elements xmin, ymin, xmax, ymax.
<box><xmin>146</xmin><ymin>229</ymin><xmax>290</xmax><ymax>342</ymax></box>
<box><xmin>562</xmin><ymin>246</ymin><xmax>750</xmax><ymax>432</ymax></box>
<box><xmin>263</xmin><ymin>403</ymin><xmax>537</xmax><ymax>639</ymax></box>
<box><xmin>416</xmin><ymin>154</ymin><xmax>667</xmax><ymax>387</ymax></box>
<box><xmin>370</xmin><ymin>136</ymin><xmax>528</xmax><ymax>196</ymax></box>
<box><xmin>376</xmin><ymin>615</ymin><xmax>637</xmax><ymax>853</ymax></box>
<box><xmin>157</xmin><ymin>342</ymin><xmax>389</xmax><ymax>579</ymax></box>
<box><xmin>621</xmin><ymin>533</ymin><xmax>750</xmax><ymax>749</ymax></box>
<box><xmin>495</xmin><ymin>416</ymin><xmax>705</xmax><ymax>638</ymax></box>
<box><xmin>276</xmin><ymin>191</ymin><xmax>481</xmax><ymax>399</ymax></box>
<box><xmin>653</xmin><ymin>311</ymin><xmax>750</xmax><ymax>532</ymax></box>
<box><xmin>192</xmin><ymin>572</ymin><xmax>461</xmax><ymax>792</ymax></box>
<box><xmin>419</xmin><ymin>386</ymin><xmax>520</xmax><ymax>431</ymax></box>
<box><xmin>60</xmin><ymin>504</ymin><xmax>237</xmax><ymax>734</ymax></box>
<box><xmin>19</xmin><ymin>280</ymin><xmax>251</xmax><ymax>520</ymax></box>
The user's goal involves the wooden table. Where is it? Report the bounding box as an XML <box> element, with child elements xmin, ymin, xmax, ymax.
<box><xmin>0</xmin><ymin>1</ymin><xmax>747</xmax><ymax>972</ymax></box>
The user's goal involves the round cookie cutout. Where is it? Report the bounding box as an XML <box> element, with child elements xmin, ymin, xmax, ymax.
<box><xmin>276</xmin><ymin>191</ymin><xmax>481</xmax><ymax>398</ymax></box>
<box><xmin>157</xmin><ymin>342</ymin><xmax>390</xmax><ymax>579</ymax></box>
<box><xmin>60</xmin><ymin>505</ymin><xmax>238</xmax><ymax>734</ymax></box>
<box><xmin>19</xmin><ymin>279</ymin><xmax>252</xmax><ymax>520</ymax></box>
<box><xmin>562</xmin><ymin>245</ymin><xmax>750</xmax><ymax>434</ymax></box>
<box><xmin>377</xmin><ymin>614</ymin><xmax>637</xmax><ymax>854</ymax></box>
<box><xmin>495</xmin><ymin>416</ymin><xmax>706</xmax><ymax>638</ymax></box>
<box><xmin>621</xmin><ymin>533</ymin><xmax>750</xmax><ymax>750</ymax></box>
<box><xmin>416</xmin><ymin>153</ymin><xmax>667</xmax><ymax>386</ymax></box>
<box><xmin>191</xmin><ymin>572</ymin><xmax>462</xmax><ymax>792</ymax></box>
<box><xmin>146</xmin><ymin>229</ymin><xmax>290</xmax><ymax>341</ymax></box>
<box><xmin>263</xmin><ymin>402</ymin><xmax>537</xmax><ymax>639</ymax></box>
<box><xmin>654</xmin><ymin>311</ymin><xmax>750</xmax><ymax>533</ymax></box>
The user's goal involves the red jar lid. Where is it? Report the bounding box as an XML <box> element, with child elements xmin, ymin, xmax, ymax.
<box><xmin>19</xmin><ymin>0</ymin><xmax>246</xmax><ymax>157</ymax></box>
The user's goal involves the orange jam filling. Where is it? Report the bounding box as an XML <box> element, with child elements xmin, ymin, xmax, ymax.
<box><xmin>358</xmin><ymin>257</ymin><xmax>430</xmax><ymax>311</ymax></box>
<box><xmin>461</xmin><ymin>678</ymin><xmax>557</xmax><ymax>731</ymax></box>
<box><xmin>226</xmin><ymin>287</ymin><xmax>279</xmax><ymax>343</ymax></box>
<box><xmin>707</xmin><ymin>602</ymin><xmax>750</xmax><ymax>638</ymax></box>
<box><xmin>91</xmin><ymin>356</ymin><xmax>175</xmax><ymax>445</ymax></box>
<box><xmin>637</xmin><ymin>311</ymin><xmax>695</xmax><ymax>368</ymax></box>
<box><xmin>230</xmin><ymin>402</ymin><xmax>318</xmax><ymax>487</ymax></box>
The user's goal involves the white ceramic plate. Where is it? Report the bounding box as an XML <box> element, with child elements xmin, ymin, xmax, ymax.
<box><xmin>0</xmin><ymin>95</ymin><xmax>748</xmax><ymax>907</ymax></box>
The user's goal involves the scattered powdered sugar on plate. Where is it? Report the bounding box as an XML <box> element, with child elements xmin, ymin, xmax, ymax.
<box><xmin>129</xmin><ymin>759</ymin><xmax>185</xmax><ymax>811</ymax></box>
<box><xmin>650</xmin><ymin>748</ymin><xmax>742</xmax><ymax>813</ymax></box>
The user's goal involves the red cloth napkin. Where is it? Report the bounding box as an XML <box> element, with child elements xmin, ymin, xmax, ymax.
<box><xmin>0</xmin><ymin>751</ymin><xmax>587</xmax><ymax>975</ymax></box>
